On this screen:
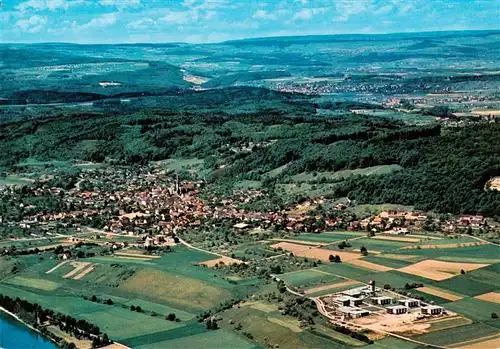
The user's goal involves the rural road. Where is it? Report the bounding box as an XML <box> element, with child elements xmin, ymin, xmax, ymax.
<box><xmin>177</xmin><ymin>237</ymin><xmax>244</xmax><ymax>264</ymax></box>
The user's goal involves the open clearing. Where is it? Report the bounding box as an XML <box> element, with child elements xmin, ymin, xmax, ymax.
<box><xmin>475</xmin><ymin>292</ymin><xmax>500</xmax><ymax>304</ymax></box>
<box><xmin>398</xmin><ymin>260</ymin><xmax>489</xmax><ymax>281</ymax></box>
<box><xmin>48</xmin><ymin>325</ymin><xmax>92</xmax><ymax>349</ymax></box>
<box><xmin>4</xmin><ymin>276</ymin><xmax>59</xmax><ymax>291</ymax></box>
<box><xmin>134</xmin><ymin>329</ymin><xmax>255</xmax><ymax>349</ymax></box>
<box><xmin>371</xmin><ymin>235</ymin><xmax>420</xmax><ymax>243</ymax></box>
<box><xmin>486</xmin><ymin>177</ymin><xmax>500</xmax><ymax>191</ymax></box>
<box><xmin>377</xmin><ymin>254</ymin><xmax>422</xmax><ymax>261</ymax></box>
<box><xmin>271</xmin><ymin>238</ymin><xmax>322</xmax><ymax>246</ymax></box>
<box><xmin>304</xmin><ymin>279</ymin><xmax>360</xmax><ymax>295</ymax></box>
<box><xmin>267</xmin><ymin>316</ymin><xmax>302</xmax><ymax>332</ymax></box>
<box><xmin>240</xmin><ymin>301</ymin><xmax>278</xmax><ymax>313</ymax></box>
<box><xmin>270</xmin><ymin>242</ymin><xmax>360</xmax><ymax>262</ymax></box>
<box><xmin>118</xmin><ymin>268</ymin><xmax>233</xmax><ymax>311</ymax></box>
<box><xmin>290</xmin><ymin>165</ymin><xmax>402</xmax><ymax>183</ymax></box>
<box><xmin>119</xmin><ymin>212</ymin><xmax>150</xmax><ymax>219</ymax></box>
<box><xmin>417</xmin><ymin>286</ymin><xmax>464</xmax><ymax>301</ymax></box>
<box><xmin>114</xmin><ymin>251</ymin><xmax>160</xmax><ymax>259</ymax></box>
<box><xmin>347</xmin><ymin>258</ymin><xmax>394</xmax><ymax>272</ymax></box>
<box><xmin>279</xmin><ymin>269</ymin><xmax>342</xmax><ymax>288</ymax></box>
<box><xmin>199</xmin><ymin>256</ymin><xmax>242</xmax><ymax>267</ymax></box>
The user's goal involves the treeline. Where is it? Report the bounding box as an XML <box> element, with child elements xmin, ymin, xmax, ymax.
<box><xmin>0</xmin><ymin>294</ymin><xmax>112</xmax><ymax>348</ymax></box>
<box><xmin>333</xmin><ymin>124</ymin><xmax>500</xmax><ymax>215</ymax></box>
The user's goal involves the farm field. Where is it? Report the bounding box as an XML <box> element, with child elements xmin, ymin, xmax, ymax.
<box><xmin>345</xmin><ymin>238</ymin><xmax>411</xmax><ymax>253</ymax></box>
<box><xmin>416</xmin><ymin>286</ymin><xmax>465</xmax><ymax>301</ymax></box>
<box><xmin>134</xmin><ymin>329</ymin><xmax>258</xmax><ymax>349</ymax></box>
<box><xmin>278</xmin><ymin>269</ymin><xmax>342</xmax><ymax>288</ymax></box>
<box><xmin>393</xmin><ymin>244</ymin><xmax>500</xmax><ymax>261</ymax></box>
<box><xmin>317</xmin><ymin>262</ymin><xmax>374</xmax><ymax>279</ymax></box>
<box><xmin>431</xmin><ymin>275</ymin><xmax>497</xmax><ymax>296</ymax></box>
<box><xmin>4</xmin><ymin>276</ymin><xmax>59</xmax><ymax>291</ymax></box>
<box><xmin>219</xmin><ymin>305</ymin><xmax>352</xmax><ymax>349</ymax></box>
<box><xmin>397</xmin><ymin>260</ymin><xmax>489</xmax><ymax>281</ymax></box>
<box><xmin>270</xmin><ymin>242</ymin><xmax>361</xmax><ymax>262</ymax></box>
<box><xmin>229</xmin><ymin>242</ymin><xmax>281</xmax><ymax>260</ymax></box>
<box><xmin>305</xmin><ymin>280</ymin><xmax>364</xmax><ymax>297</ymax></box>
<box><xmin>118</xmin><ymin>268</ymin><xmax>234</xmax><ymax>311</ymax></box>
<box><xmin>288</xmin><ymin>231</ymin><xmax>365</xmax><ymax>243</ymax></box>
<box><xmin>443</xmin><ymin>298</ymin><xmax>500</xmax><ymax>321</ymax></box>
<box><xmin>78</xmin><ymin>306</ymin><xmax>184</xmax><ymax>341</ymax></box>
<box><xmin>346</xmin><ymin>258</ymin><xmax>394</xmax><ymax>272</ymax></box>
<box><xmin>475</xmin><ymin>292</ymin><xmax>500</xmax><ymax>304</ymax></box>
<box><xmin>362</xmin><ymin>256</ymin><xmax>413</xmax><ymax>269</ymax></box>
<box><xmin>425</xmin><ymin>316</ymin><xmax>472</xmax><ymax>332</ymax></box>
<box><xmin>123</xmin><ymin>299</ymin><xmax>196</xmax><ymax>321</ymax></box>
<box><xmin>370</xmin><ymin>235</ymin><xmax>421</xmax><ymax>243</ymax></box>
<box><xmin>411</xmin><ymin>322</ymin><xmax>499</xmax><ymax>347</ymax></box>
<box><xmin>357</xmin><ymin>270</ymin><xmax>431</xmax><ymax>288</ymax></box>
<box><xmin>460</xmin><ymin>265</ymin><xmax>500</xmax><ymax>287</ymax></box>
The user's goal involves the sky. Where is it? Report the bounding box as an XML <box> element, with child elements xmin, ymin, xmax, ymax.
<box><xmin>1</xmin><ymin>0</ymin><xmax>499</xmax><ymax>44</ymax></box>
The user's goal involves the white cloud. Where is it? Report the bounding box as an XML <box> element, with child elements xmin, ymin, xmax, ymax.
<box><xmin>292</xmin><ymin>7</ymin><xmax>327</xmax><ymax>21</ymax></box>
<box><xmin>16</xmin><ymin>0</ymin><xmax>83</xmax><ymax>12</ymax></box>
<box><xmin>127</xmin><ymin>17</ymin><xmax>156</xmax><ymax>30</ymax></box>
<box><xmin>335</xmin><ymin>0</ymin><xmax>373</xmax><ymax>21</ymax></box>
<box><xmin>253</xmin><ymin>10</ymin><xmax>277</xmax><ymax>20</ymax></box>
<box><xmin>158</xmin><ymin>11</ymin><xmax>191</xmax><ymax>25</ymax></box>
<box><xmin>80</xmin><ymin>13</ymin><xmax>117</xmax><ymax>30</ymax></box>
<box><xmin>99</xmin><ymin>0</ymin><xmax>141</xmax><ymax>10</ymax></box>
<box><xmin>15</xmin><ymin>15</ymin><xmax>48</xmax><ymax>33</ymax></box>
<box><xmin>373</xmin><ymin>5</ymin><xmax>393</xmax><ymax>16</ymax></box>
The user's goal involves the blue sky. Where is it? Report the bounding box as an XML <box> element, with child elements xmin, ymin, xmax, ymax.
<box><xmin>2</xmin><ymin>0</ymin><xmax>499</xmax><ymax>43</ymax></box>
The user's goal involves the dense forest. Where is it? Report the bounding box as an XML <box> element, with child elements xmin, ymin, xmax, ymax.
<box><xmin>0</xmin><ymin>87</ymin><xmax>499</xmax><ymax>215</ymax></box>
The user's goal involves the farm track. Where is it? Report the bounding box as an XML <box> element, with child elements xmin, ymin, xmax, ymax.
<box><xmin>177</xmin><ymin>237</ymin><xmax>244</xmax><ymax>264</ymax></box>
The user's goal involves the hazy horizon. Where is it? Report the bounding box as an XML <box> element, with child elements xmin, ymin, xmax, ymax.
<box><xmin>2</xmin><ymin>0</ymin><xmax>499</xmax><ymax>44</ymax></box>
<box><xmin>2</xmin><ymin>28</ymin><xmax>499</xmax><ymax>46</ymax></box>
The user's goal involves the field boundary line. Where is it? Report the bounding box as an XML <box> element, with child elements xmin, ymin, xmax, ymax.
<box><xmin>46</xmin><ymin>260</ymin><xmax>69</xmax><ymax>274</ymax></box>
<box><xmin>447</xmin><ymin>333</ymin><xmax>500</xmax><ymax>348</ymax></box>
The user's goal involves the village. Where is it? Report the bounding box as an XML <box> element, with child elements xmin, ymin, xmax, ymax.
<box><xmin>0</xmin><ymin>163</ymin><xmax>498</xmax><ymax>254</ymax></box>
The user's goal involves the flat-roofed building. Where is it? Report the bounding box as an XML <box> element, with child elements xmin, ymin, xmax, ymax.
<box><xmin>398</xmin><ymin>298</ymin><xmax>420</xmax><ymax>308</ymax></box>
<box><xmin>371</xmin><ymin>296</ymin><xmax>392</xmax><ymax>305</ymax></box>
<box><xmin>421</xmin><ymin>305</ymin><xmax>444</xmax><ymax>315</ymax></box>
<box><xmin>332</xmin><ymin>295</ymin><xmax>363</xmax><ymax>307</ymax></box>
<box><xmin>387</xmin><ymin>305</ymin><xmax>408</xmax><ymax>315</ymax></box>
<box><xmin>332</xmin><ymin>296</ymin><xmax>351</xmax><ymax>307</ymax></box>
<box><xmin>339</xmin><ymin>307</ymin><xmax>370</xmax><ymax>319</ymax></box>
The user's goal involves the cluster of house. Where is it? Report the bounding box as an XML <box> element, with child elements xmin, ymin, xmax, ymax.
<box><xmin>346</xmin><ymin>209</ymin><xmax>495</xmax><ymax>234</ymax></box>
<box><xmin>1</xmin><ymin>164</ymin><xmax>498</xmax><ymax>247</ymax></box>
<box><xmin>328</xmin><ymin>282</ymin><xmax>444</xmax><ymax>320</ymax></box>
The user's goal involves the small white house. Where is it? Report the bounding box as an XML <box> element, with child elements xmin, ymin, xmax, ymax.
<box><xmin>387</xmin><ymin>305</ymin><xmax>408</xmax><ymax>315</ymax></box>
<box><xmin>421</xmin><ymin>305</ymin><xmax>444</xmax><ymax>315</ymax></box>
<box><xmin>398</xmin><ymin>298</ymin><xmax>420</xmax><ymax>308</ymax></box>
<box><xmin>372</xmin><ymin>296</ymin><xmax>392</xmax><ymax>305</ymax></box>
